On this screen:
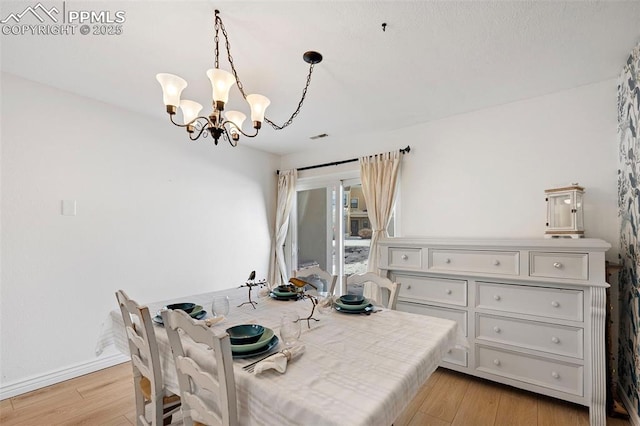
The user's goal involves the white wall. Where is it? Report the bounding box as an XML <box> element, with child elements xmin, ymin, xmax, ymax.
<box><xmin>281</xmin><ymin>79</ymin><xmax>620</xmax><ymax>260</ymax></box>
<box><xmin>0</xmin><ymin>73</ymin><xmax>278</xmax><ymax>391</ymax></box>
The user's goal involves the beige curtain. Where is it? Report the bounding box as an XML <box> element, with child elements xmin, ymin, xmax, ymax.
<box><xmin>360</xmin><ymin>150</ymin><xmax>401</xmax><ymax>273</ymax></box>
<box><xmin>268</xmin><ymin>169</ymin><xmax>297</xmax><ymax>288</ymax></box>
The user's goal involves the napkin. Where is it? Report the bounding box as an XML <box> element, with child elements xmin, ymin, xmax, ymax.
<box><xmin>204</xmin><ymin>316</ymin><xmax>225</xmax><ymax>327</ymax></box>
<box><xmin>254</xmin><ymin>344</ymin><xmax>306</xmax><ymax>375</ymax></box>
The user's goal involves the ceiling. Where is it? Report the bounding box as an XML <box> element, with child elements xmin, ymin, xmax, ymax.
<box><xmin>2</xmin><ymin>1</ymin><xmax>640</xmax><ymax>155</ymax></box>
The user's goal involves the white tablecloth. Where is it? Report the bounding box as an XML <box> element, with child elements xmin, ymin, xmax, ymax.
<box><xmin>99</xmin><ymin>287</ymin><xmax>464</xmax><ymax>426</ymax></box>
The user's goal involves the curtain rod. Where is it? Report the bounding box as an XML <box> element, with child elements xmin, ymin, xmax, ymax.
<box><xmin>277</xmin><ymin>145</ymin><xmax>411</xmax><ymax>175</ymax></box>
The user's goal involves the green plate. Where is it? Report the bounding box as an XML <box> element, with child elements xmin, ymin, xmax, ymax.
<box><xmin>230</xmin><ymin>327</ymin><xmax>274</xmax><ymax>353</ymax></box>
<box><xmin>272</xmin><ymin>289</ymin><xmax>297</xmax><ymax>297</ymax></box>
<box><xmin>334</xmin><ymin>298</ymin><xmax>371</xmax><ymax>311</ymax></box>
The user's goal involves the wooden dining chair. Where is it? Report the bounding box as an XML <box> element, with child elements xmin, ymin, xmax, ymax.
<box><xmin>293</xmin><ymin>265</ymin><xmax>338</xmax><ymax>296</ymax></box>
<box><xmin>161</xmin><ymin>308</ymin><xmax>238</xmax><ymax>426</ymax></box>
<box><xmin>115</xmin><ymin>290</ymin><xmax>181</xmax><ymax>426</ymax></box>
<box><xmin>345</xmin><ymin>272</ymin><xmax>401</xmax><ymax>310</ymax></box>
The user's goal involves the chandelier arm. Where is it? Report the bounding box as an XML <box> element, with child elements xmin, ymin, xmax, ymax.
<box><xmin>169</xmin><ymin>113</ymin><xmax>190</xmax><ymax>128</ymax></box>
<box><xmin>264</xmin><ymin>62</ymin><xmax>316</xmax><ymax>130</ymax></box>
<box><xmin>169</xmin><ymin>114</ymin><xmax>213</xmax><ymax>141</ymax></box>
<box><xmin>225</xmin><ymin>131</ymin><xmax>238</xmax><ymax>147</ymax></box>
<box><xmin>169</xmin><ymin>113</ymin><xmax>211</xmax><ymax>129</ymax></box>
<box><xmin>222</xmin><ymin>120</ymin><xmax>259</xmax><ymax>139</ymax></box>
<box><xmin>189</xmin><ymin>124</ymin><xmax>210</xmax><ymax>141</ymax></box>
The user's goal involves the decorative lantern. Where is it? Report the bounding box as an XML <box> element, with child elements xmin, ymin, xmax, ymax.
<box><xmin>545</xmin><ymin>184</ymin><xmax>584</xmax><ymax>238</ymax></box>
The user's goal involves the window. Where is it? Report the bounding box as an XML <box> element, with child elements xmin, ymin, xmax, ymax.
<box><xmin>350</xmin><ymin>197</ymin><xmax>359</xmax><ymax>209</ymax></box>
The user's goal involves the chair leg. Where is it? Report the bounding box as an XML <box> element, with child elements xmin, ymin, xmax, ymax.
<box><xmin>152</xmin><ymin>397</ymin><xmax>163</xmax><ymax>425</ymax></box>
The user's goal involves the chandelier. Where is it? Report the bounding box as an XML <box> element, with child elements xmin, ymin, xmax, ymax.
<box><xmin>156</xmin><ymin>9</ymin><xmax>322</xmax><ymax>146</ymax></box>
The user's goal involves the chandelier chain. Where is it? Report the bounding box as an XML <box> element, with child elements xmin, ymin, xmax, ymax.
<box><xmin>216</xmin><ymin>12</ymin><xmax>316</xmax><ymax>130</ymax></box>
<box><xmin>265</xmin><ymin>63</ymin><xmax>315</xmax><ymax>130</ymax></box>
<box><xmin>214</xmin><ymin>13</ymin><xmax>220</xmax><ymax>70</ymax></box>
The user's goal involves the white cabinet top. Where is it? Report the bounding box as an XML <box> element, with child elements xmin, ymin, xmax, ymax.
<box><xmin>378</xmin><ymin>237</ymin><xmax>611</xmax><ymax>252</ymax></box>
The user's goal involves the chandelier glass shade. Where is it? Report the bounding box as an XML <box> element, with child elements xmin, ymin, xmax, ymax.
<box><xmin>156</xmin><ymin>9</ymin><xmax>322</xmax><ymax>147</ymax></box>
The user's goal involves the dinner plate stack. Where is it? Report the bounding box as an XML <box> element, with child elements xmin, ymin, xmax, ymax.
<box><xmin>229</xmin><ymin>327</ymin><xmax>280</xmax><ymax>358</ymax></box>
<box><xmin>152</xmin><ymin>303</ymin><xmax>207</xmax><ymax>325</ymax></box>
<box><xmin>334</xmin><ymin>295</ymin><xmax>374</xmax><ymax>314</ymax></box>
<box><xmin>269</xmin><ymin>285</ymin><xmax>300</xmax><ymax>301</ymax></box>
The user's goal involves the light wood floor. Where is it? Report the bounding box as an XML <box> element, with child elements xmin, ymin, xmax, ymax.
<box><xmin>0</xmin><ymin>363</ymin><xmax>632</xmax><ymax>425</ymax></box>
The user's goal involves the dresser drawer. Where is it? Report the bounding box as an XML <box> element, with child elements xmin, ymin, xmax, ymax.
<box><xmin>529</xmin><ymin>252</ymin><xmax>588</xmax><ymax>280</ymax></box>
<box><xmin>476</xmin><ymin>314</ymin><xmax>583</xmax><ymax>358</ymax></box>
<box><xmin>396</xmin><ymin>275</ymin><xmax>467</xmax><ymax>307</ymax></box>
<box><xmin>476</xmin><ymin>345</ymin><xmax>583</xmax><ymax>396</ymax></box>
<box><xmin>476</xmin><ymin>282</ymin><xmax>583</xmax><ymax>321</ymax></box>
<box><xmin>429</xmin><ymin>249</ymin><xmax>519</xmax><ymax>275</ymax></box>
<box><xmin>388</xmin><ymin>247</ymin><xmax>422</xmax><ymax>269</ymax></box>
<box><xmin>398</xmin><ymin>301</ymin><xmax>468</xmax><ymax>336</ymax></box>
<box><xmin>443</xmin><ymin>347</ymin><xmax>468</xmax><ymax>367</ymax></box>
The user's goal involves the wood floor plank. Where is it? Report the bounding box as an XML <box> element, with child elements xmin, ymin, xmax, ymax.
<box><xmin>495</xmin><ymin>386</ymin><xmax>537</xmax><ymax>426</ymax></box>
<box><xmin>10</xmin><ymin>362</ymin><xmax>131</xmax><ymax>411</ymax></box>
<box><xmin>1</xmin><ymin>390</ymin><xmax>86</xmax><ymax>425</ymax></box>
<box><xmin>124</xmin><ymin>410</ymin><xmax>136</xmax><ymax>425</ymax></box>
<box><xmin>451</xmin><ymin>378</ymin><xmax>501</xmax><ymax>426</ymax></box>
<box><xmin>0</xmin><ymin>398</ymin><xmax>14</xmax><ymax>424</ymax></box>
<box><xmin>0</xmin><ymin>397</ymin><xmax>13</xmax><ymax>413</ymax></box>
<box><xmin>538</xmin><ymin>396</ymin><xmax>582</xmax><ymax>426</ymax></box>
<box><xmin>61</xmin><ymin>393</ymin><xmax>135</xmax><ymax>425</ymax></box>
<box><xmin>76</xmin><ymin>373</ymin><xmax>133</xmax><ymax>400</ymax></box>
<box><xmin>419</xmin><ymin>369</ymin><xmax>470</xmax><ymax>423</ymax></box>
<box><xmin>10</xmin><ymin>384</ymin><xmax>82</xmax><ymax>411</ymax></box>
<box><xmin>409</xmin><ymin>411</ymin><xmax>451</xmax><ymax>426</ymax></box>
<box><xmin>5</xmin><ymin>388</ymin><xmax>84</xmax><ymax>424</ymax></box>
<box><xmin>395</xmin><ymin>369</ymin><xmax>444</xmax><ymax>426</ymax></box>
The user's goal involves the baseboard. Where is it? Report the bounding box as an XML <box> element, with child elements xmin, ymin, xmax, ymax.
<box><xmin>619</xmin><ymin>388</ymin><xmax>640</xmax><ymax>426</ymax></box>
<box><xmin>0</xmin><ymin>353</ymin><xmax>130</xmax><ymax>400</ymax></box>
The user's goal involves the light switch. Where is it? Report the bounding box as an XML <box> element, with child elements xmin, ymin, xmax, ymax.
<box><xmin>61</xmin><ymin>200</ymin><xmax>76</xmax><ymax>216</ymax></box>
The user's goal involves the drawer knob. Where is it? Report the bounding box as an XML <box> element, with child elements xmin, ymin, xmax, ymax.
<box><xmin>551</xmin><ymin>371</ymin><xmax>560</xmax><ymax>379</ymax></box>
<box><xmin>446</xmin><ymin>289</ymin><xmax>452</xmax><ymax>295</ymax></box>
<box><xmin>551</xmin><ymin>336</ymin><xmax>560</xmax><ymax>344</ymax></box>
<box><xmin>445</xmin><ymin>258</ymin><xmax>451</xmax><ymax>264</ymax></box>
<box><xmin>493</xmin><ymin>359</ymin><xmax>501</xmax><ymax>366</ymax></box>
<box><xmin>493</xmin><ymin>259</ymin><xmax>500</xmax><ymax>266</ymax></box>
<box><xmin>493</xmin><ymin>326</ymin><xmax>501</xmax><ymax>333</ymax></box>
<box><xmin>406</xmin><ymin>285</ymin><xmax>412</xmax><ymax>290</ymax></box>
<box><xmin>494</xmin><ymin>295</ymin><xmax>501</xmax><ymax>301</ymax></box>
<box><xmin>551</xmin><ymin>301</ymin><xmax>560</xmax><ymax>308</ymax></box>
<box><xmin>401</xmin><ymin>254</ymin><xmax>408</xmax><ymax>261</ymax></box>
<box><xmin>553</xmin><ymin>262</ymin><xmax>563</xmax><ymax>269</ymax></box>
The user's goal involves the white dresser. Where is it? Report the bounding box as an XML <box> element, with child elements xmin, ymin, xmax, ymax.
<box><xmin>378</xmin><ymin>237</ymin><xmax>611</xmax><ymax>426</ymax></box>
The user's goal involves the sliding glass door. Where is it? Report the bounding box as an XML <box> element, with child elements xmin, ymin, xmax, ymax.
<box><xmin>288</xmin><ymin>176</ymin><xmax>396</xmax><ymax>294</ymax></box>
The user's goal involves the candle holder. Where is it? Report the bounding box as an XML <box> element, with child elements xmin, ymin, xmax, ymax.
<box><xmin>289</xmin><ymin>277</ymin><xmax>320</xmax><ymax>328</ymax></box>
<box><xmin>238</xmin><ymin>272</ymin><xmax>267</xmax><ymax>309</ymax></box>
<box><xmin>545</xmin><ymin>184</ymin><xmax>585</xmax><ymax>238</ymax></box>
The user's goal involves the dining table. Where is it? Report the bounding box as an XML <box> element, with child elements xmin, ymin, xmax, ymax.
<box><xmin>98</xmin><ymin>286</ymin><xmax>465</xmax><ymax>426</ymax></box>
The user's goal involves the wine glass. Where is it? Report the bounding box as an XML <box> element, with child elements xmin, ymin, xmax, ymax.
<box><xmin>211</xmin><ymin>295</ymin><xmax>230</xmax><ymax>318</ymax></box>
<box><xmin>316</xmin><ymin>291</ymin><xmax>333</xmax><ymax>315</ymax></box>
<box><xmin>279</xmin><ymin>312</ymin><xmax>301</xmax><ymax>347</ymax></box>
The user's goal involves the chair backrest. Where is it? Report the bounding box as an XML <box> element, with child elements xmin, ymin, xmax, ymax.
<box><xmin>115</xmin><ymin>289</ymin><xmax>165</xmax><ymax>425</ymax></box>
<box><xmin>293</xmin><ymin>265</ymin><xmax>338</xmax><ymax>296</ymax></box>
<box><xmin>161</xmin><ymin>309</ymin><xmax>238</xmax><ymax>426</ymax></box>
<box><xmin>345</xmin><ymin>272</ymin><xmax>401</xmax><ymax>310</ymax></box>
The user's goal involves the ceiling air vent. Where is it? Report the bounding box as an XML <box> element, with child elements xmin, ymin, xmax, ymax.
<box><xmin>310</xmin><ymin>133</ymin><xmax>329</xmax><ymax>140</ymax></box>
